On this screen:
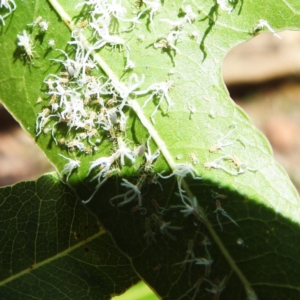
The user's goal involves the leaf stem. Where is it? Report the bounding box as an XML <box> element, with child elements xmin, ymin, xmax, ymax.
<box><xmin>47</xmin><ymin>0</ymin><xmax>74</xmax><ymax>29</ymax></box>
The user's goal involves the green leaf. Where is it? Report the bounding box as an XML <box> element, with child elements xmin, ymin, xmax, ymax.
<box><xmin>112</xmin><ymin>281</ymin><xmax>159</xmax><ymax>300</ymax></box>
<box><xmin>1</xmin><ymin>0</ymin><xmax>300</xmax><ymax>299</ymax></box>
<box><xmin>87</xmin><ymin>177</ymin><xmax>300</xmax><ymax>299</ymax></box>
<box><xmin>0</xmin><ymin>173</ymin><xmax>139</xmax><ymax>299</ymax></box>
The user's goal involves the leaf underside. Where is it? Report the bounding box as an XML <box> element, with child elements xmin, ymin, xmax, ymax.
<box><xmin>1</xmin><ymin>0</ymin><xmax>300</xmax><ymax>299</ymax></box>
<box><xmin>0</xmin><ymin>174</ymin><xmax>139</xmax><ymax>299</ymax></box>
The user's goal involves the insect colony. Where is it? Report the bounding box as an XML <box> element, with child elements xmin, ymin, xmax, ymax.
<box><xmin>6</xmin><ymin>0</ymin><xmax>273</xmax><ymax>298</ymax></box>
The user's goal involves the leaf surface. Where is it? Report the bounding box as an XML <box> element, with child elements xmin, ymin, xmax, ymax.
<box><xmin>1</xmin><ymin>0</ymin><xmax>300</xmax><ymax>299</ymax></box>
<box><xmin>0</xmin><ymin>173</ymin><xmax>139</xmax><ymax>299</ymax></box>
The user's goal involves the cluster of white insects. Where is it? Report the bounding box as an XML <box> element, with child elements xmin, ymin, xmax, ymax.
<box><xmin>16</xmin><ymin>15</ymin><xmax>54</xmax><ymax>61</ymax></box>
<box><xmin>21</xmin><ymin>1</ymin><xmax>270</xmax><ymax>298</ymax></box>
<box><xmin>203</xmin><ymin>124</ymin><xmax>259</xmax><ymax>176</ymax></box>
<box><xmin>176</xmin><ymin>236</ymin><xmax>229</xmax><ymax>300</ymax></box>
<box><xmin>32</xmin><ymin>0</ymin><xmax>204</xmax><ymax>204</ymax></box>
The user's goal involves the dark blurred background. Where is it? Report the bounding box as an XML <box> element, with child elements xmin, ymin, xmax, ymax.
<box><xmin>1</xmin><ymin>30</ymin><xmax>300</xmax><ymax>190</ymax></box>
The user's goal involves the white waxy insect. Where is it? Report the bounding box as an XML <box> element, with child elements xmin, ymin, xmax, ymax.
<box><xmin>175</xmin><ymin>239</ymin><xmax>212</xmax><ymax>278</ymax></box>
<box><xmin>176</xmin><ymin>194</ymin><xmax>206</xmax><ymax>222</ymax></box>
<box><xmin>214</xmin><ymin>199</ymin><xmax>238</xmax><ymax>231</ymax></box>
<box><xmin>204</xmin><ymin>160</ymin><xmax>221</xmax><ymax>170</ymax></box>
<box><xmin>161</xmin><ymin>4</ymin><xmax>197</xmax><ymax>27</ymax></box>
<box><xmin>27</xmin><ymin>16</ymin><xmax>43</xmax><ymax>27</ymax></box>
<box><xmin>174</xmin><ymin>240</ymin><xmax>195</xmax><ymax>277</ymax></box>
<box><xmin>108</xmin><ymin>110</ymin><xmax>118</xmax><ymax>125</ymax></box>
<box><xmin>45</xmin><ymin>78</ymin><xmax>55</xmax><ymax>90</ymax></box>
<box><xmin>181</xmin><ymin>4</ymin><xmax>197</xmax><ymax>22</ymax></box>
<box><xmin>151</xmin><ymin>214</ymin><xmax>182</xmax><ymax>241</ymax></box>
<box><xmin>59</xmin><ymin>154</ymin><xmax>80</xmax><ymax>181</ymax></box>
<box><xmin>36</xmin><ymin>97</ymin><xmax>43</xmax><ymax>104</ymax></box>
<box><xmin>154</xmin><ymin>30</ymin><xmax>181</xmax><ymax>54</ymax></box>
<box><xmin>189</xmin><ymin>152</ymin><xmax>199</xmax><ymax>165</ymax></box>
<box><xmin>85</xmin><ymin>128</ymin><xmax>98</xmax><ymax>146</ymax></box>
<box><xmin>60</xmin><ymin>71</ymin><xmax>69</xmax><ymax>77</ymax></box>
<box><xmin>17</xmin><ymin>30</ymin><xmax>34</xmax><ymax>59</ymax></box>
<box><xmin>217</xmin><ymin>0</ymin><xmax>234</xmax><ymax>12</ymax></box>
<box><xmin>204</xmin><ymin>154</ymin><xmax>257</xmax><ymax>176</ymax></box>
<box><xmin>0</xmin><ymin>0</ymin><xmax>17</xmax><ymax>25</ymax></box>
<box><xmin>136</xmin><ymin>80</ymin><xmax>174</xmax><ymax>124</ymax></box>
<box><xmin>254</xmin><ymin>19</ymin><xmax>282</xmax><ymax>39</ymax></box>
<box><xmin>43</xmin><ymin>128</ymin><xmax>51</xmax><ymax>134</ymax></box>
<box><xmin>204</xmin><ymin>276</ymin><xmax>228</xmax><ymax>297</ymax></box>
<box><xmin>125</xmin><ymin>52</ymin><xmax>136</xmax><ymax>70</ymax></box>
<box><xmin>160</xmin><ymin>163</ymin><xmax>201</xmax><ymax>200</ymax></box>
<box><xmin>125</xmin><ymin>59</ymin><xmax>135</xmax><ymax>70</ymax></box>
<box><xmin>77</xmin><ymin>19</ymin><xmax>88</xmax><ymax>28</ymax></box>
<box><xmin>82</xmin><ymin>154</ymin><xmax>120</xmax><ymax>204</ymax></box>
<box><xmin>57</xmin><ymin>77</ymin><xmax>69</xmax><ymax>84</ymax></box>
<box><xmin>110</xmin><ymin>178</ymin><xmax>143</xmax><ymax>207</ymax></box>
<box><xmin>66</xmin><ymin>139</ymin><xmax>85</xmax><ymax>152</ymax></box>
<box><xmin>77</xmin><ymin>132</ymin><xmax>87</xmax><ymax>140</ymax></box>
<box><xmin>134</xmin><ymin>144</ymin><xmax>146</xmax><ymax>157</ymax></box>
<box><xmin>141</xmin><ymin>0</ymin><xmax>161</xmax><ymax>24</ymax></box>
<box><xmin>144</xmin><ymin>137</ymin><xmax>160</xmax><ymax>171</ymax></box>
<box><xmin>106</xmin><ymin>97</ymin><xmax>117</xmax><ymax>107</ymax></box>
<box><xmin>87</xmin><ymin>128</ymin><xmax>98</xmax><ymax>137</ymax></box>
<box><xmin>39</xmin><ymin>20</ymin><xmax>49</xmax><ymax>32</ymax></box>
<box><xmin>209</xmin><ymin>124</ymin><xmax>236</xmax><ymax>153</ymax></box>
<box><xmin>227</xmin><ymin>155</ymin><xmax>258</xmax><ymax>175</ymax></box>
<box><xmin>114</xmin><ymin>136</ymin><xmax>136</xmax><ymax>166</ymax></box>
<box><xmin>48</xmin><ymin>39</ymin><xmax>55</xmax><ymax>47</ymax></box>
<box><xmin>237</xmin><ymin>238</ymin><xmax>245</xmax><ymax>246</ymax></box>
<box><xmin>35</xmin><ymin>108</ymin><xmax>51</xmax><ymax>136</ymax></box>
